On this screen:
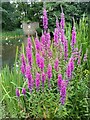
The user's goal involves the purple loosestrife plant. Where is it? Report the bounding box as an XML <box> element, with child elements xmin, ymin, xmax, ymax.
<box><xmin>54</xmin><ymin>28</ymin><xmax>59</xmax><ymax>46</ymax></box>
<box><xmin>22</xmin><ymin>88</ymin><xmax>26</xmax><ymax>95</ymax></box>
<box><xmin>71</xmin><ymin>26</ymin><xmax>76</xmax><ymax>52</ymax></box>
<box><xmin>42</xmin><ymin>72</ymin><xmax>46</xmax><ymax>91</ymax></box>
<box><xmin>26</xmin><ymin>46</ymin><xmax>32</xmax><ymax>68</ymax></box>
<box><xmin>35</xmin><ymin>37</ymin><xmax>41</xmax><ymax>52</ymax></box>
<box><xmin>18</xmin><ymin>8</ymin><xmax>81</xmax><ymax>107</ymax></box>
<box><xmin>66</xmin><ymin>62</ymin><xmax>72</xmax><ymax>80</ymax></box>
<box><xmin>43</xmin><ymin>8</ymin><xmax>48</xmax><ymax>31</ymax></box>
<box><xmin>28</xmin><ymin>78</ymin><xmax>34</xmax><ymax>93</ymax></box>
<box><xmin>46</xmin><ymin>32</ymin><xmax>51</xmax><ymax>48</ymax></box>
<box><xmin>35</xmin><ymin>72</ymin><xmax>40</xmax><ymax>92</ymax></box>
<box><xmin>16</xmin><ymin>88</ymin><xmax>20</xmax><ymax>98</ymax></box>
<box><xmin>69</xmin><ymin>57</ymin><xmax>74</xmax><ymax>72</ymax></box>
<box><xmin>60</xmin><ymin>7</ymin><xmax>65</xmax><ymax>30</ymax></box>
<box><xmin>64</xmin><ymin>39</ymin><xmax>68</xmax><ymax>61</ymax></box>
<box><xmin>57</xmin><ymin>74</ymin><xmax>62</xmax><ymax>91</ymax></box>
<box><xmin>41</xmin><ymin>34</ymin><xmax>46</xmax><ymax>47</ymax></box>
<box><xmin>47</xmin><ymin>64</ymin><xmax>52</xmax><ymax>89</ymax></box>
<box><xmin>36</xmin><ymin>52</ymin><xmax>40</xmax><ymax>68</ymax></box>
<box><xmin>61</xmin><ymin>28</ymin><xmax>65</xmax><ymax>44</ymax></box>
<box><xmin>40</xmin><ymin>56</ymin><xmax>44</xmax><ymax>71</ymax></box>
<box><xmin>27</xmin><ymin>36</ymin><xmax>32</xmax><ymax>51</ymax></box>
<box><xmin>54</xmin><ymin>58</ymin><xmax>59</xmax><ymax>72</ymax></box>
<box><xmin>60</xmin><ymin>80</ymin><xmax>66</xmax><ymax>105</ymax></box>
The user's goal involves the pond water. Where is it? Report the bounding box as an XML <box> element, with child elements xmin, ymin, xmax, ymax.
<box><xmin>1</xmin><ymin>36</ymin><xmax>27</xmax><ymax>69</ymax></box>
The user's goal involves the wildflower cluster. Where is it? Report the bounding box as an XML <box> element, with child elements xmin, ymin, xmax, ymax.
<box><xmin>16</xmin><ymin>8</ymin><xmax>84</xmax><ymax>105</ymax></box>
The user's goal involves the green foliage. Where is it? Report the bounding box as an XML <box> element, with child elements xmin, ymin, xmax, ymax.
<box><xmin>2</xmin><ymin>2</ymin><xmax>88</xmax><ymax>32</ymax></box>
<box><xmin>2</xmin><ymin>2</ymin><xmax>20</xmax><ymax>31</ymax></box>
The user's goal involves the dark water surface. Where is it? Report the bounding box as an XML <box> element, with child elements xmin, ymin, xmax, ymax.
<box><xmin>1</xmin><ymin>37</ymin><xmax>27</xmax><ymax>68</ymax></box>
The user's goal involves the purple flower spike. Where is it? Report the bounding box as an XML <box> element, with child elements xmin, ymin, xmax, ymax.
<box><xmin>40</xmin><ymin>56</ymin><xmax>44</xmax><ymax>71</ymax></box>
<box><xmin>60</xmin><ymin>80</ymin><xmax>66</xmax><ymax>105</ymax></box>
<box><xmin>47</xmin><ymin>64</ymin><xmax>52</xmax><ymax>89</ymax></box>
<box><xmin>47</xmin><ymin>64</ymin><xmax>52</xmax><ymax>80</ymax></box>
<box><xmin>35</xmin><ymin>37</ymin><xmax>41</xmax><ymax>52</ymax></box>
<box><xmin>71</xmin><ymin>26</ymin><xmax>76</xmax><ymax>52</ymax></box>
<box><xmin>69</xmin><ymin>57</ymin><xmax>74</xmax><ymax>71</ymax></box>
<box><xmin>46</xmin><ymin>32</ymin><xmax>51</xmax><ymax>48</ymax></box>
<box><xmin>64</xmin><ymin>39</ymin><xmax>68</xmax><ymax>61</ymax></box>
<box><xmin>25</xmin><ymin>65</ymin><xmax>32</xmax><ymax>82</ymax></box>
<box><xmin>36</xmin><ymin>52</ymin><xmax>41</xmax><ymax>68</ymax></box>
<box><xmin>27</xmin><ymin>37</ymin><xmax>32</xmax><ymax>51</ymax></box>
<box><xmin>22</xmin><ymin>88</ymin><xmax>26</xmax><ymax>95</ymax></box>
<box><xmin>21</xmin><ymin>64</ymin><xmax>25</xmax><ymax>75</ymax></box>
<box><xmin>35</xmin><ymin>73</ymin><xmax>40</xmax><ymax>92</ymax></box>
<box><xmin>16</xmin><ymin>88</ymin><xmax>20</xmax><ymax>97</ymax></box>
<box><xmin>41</xmin><ymin>34</ymin><xmax>46</xmax><ymax>47</ymax></box>
<box><xmin>28</xmin><ymin>79</ymin><xmax>34</xmax><ymax>93</ymax></box>
<box><xmin>60</xmin><ymin>8</ymin><xmax>65</xmax><ymax>29</ymax></box>
<box><xmin>42</xmin><ymin>72</ymin><xmax>46</xmax><ymax>91</ymax></box>
<box><xmin>66</xmin><ymin>63</ymin><xmax>71</xmax><ymax>80</ymax></box>
<box><xmin>26</xmin><ymin>46</ymin><xmax>32</xmax><ymax>67</ymax></box>
<box><xmin>43</xmin><ymin>8</ymin><xmax>48</xmax><ymax>31</ymax></box>
<box><xmin>54</xmin><ymin>58</ymin><xmax>59</xmax><ymax>72</ymax></box>
<box><xmin>54</xmin><ymin>28</ymin><xmax>59</xmax><ymax>46</ymax></box>
<box><xmin>57</xmin><ymin>74</ymin><xmax>62</xmax><ymax>91</ymax></box>
<box><xmin>61</xmin><ymin>29</ymin><xmax>65</xmax><ymax>44</ymax></box>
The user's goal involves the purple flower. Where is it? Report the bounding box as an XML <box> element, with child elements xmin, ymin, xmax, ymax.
<box><xmin>35</xmin><ymin>72</ymin><xmax>40</xmax><ymax>91</ymax></box>
<box><xmin>57</xmin><ymin>74</ymin><xmax>62</xmax><ymax>91</ymax></box>
<box><xmin>41</xmin><ymin>34</ymin><xmax>46</xmax><ymax>47</ymax></box>
<box><xmin>64</xmin><ymin>39</ymin><xmax>68</xmax><ymax>61</ymax></box>
<box><xmin>66</xmin><ymin>63</ymin><xmax>71</xmax><ymax>80</ymax></box>
<box><xmin>61</xmin><ymin>28</ymin><xmax>65</xmax><ymax>44</ymax></box>
<box><xmin>25</xmin><ymin>65</ymin><xmax>32</xmax><ymax>82</ymax></box>
<box><xmin>43</xmin><ymin>8</ymin><xmax>48</xmax><ymax>31</ymax></box>
<box><xmin>16</xmin><ymin>88</ymin><xmax>20</xmax><ymax>97</ymax></box>
<box><xmin>60</xmin><ymin>80</ymin><xmax>66</xmax><ymax>105</ymax></box>
<box><xmin>47</xmin><ymin>48</ymin><xmax>52</xmax><ymax>58</ymax></box>
<box><xmin>47</xmin><ymin>64</ymin><xmax>52</xmax><ymax>80</ymax></box>
<box><xmin>27</xmin><ymin>37</ymin><xmax>32</xmax><ymax>51</ymax></box>
<box><xmin>36</xmin><ymin>52</ymin><xmax>40</xmax><ymax>68</ymax></box>
<box><xmin>21</xmin><ymin>54</ymin><xmax>26</xmax><ymax>75</ymax></box>
<box><xmin>60</xmin><ymin>8</ymin><xmax>65</xmax><ymax>29</ymax></box>
<box><xmin>21</xmin><ymin>64</ymin><xmax>25</xmax><ymax>75</ymax></box>
<box><xmin>26</xmin><ymin>46</ymin><xmax>32</xmax><ymax>67</ymax></box>
<box><xmin>40</xmin><ymin>56</ymin><xmax>44</xmax><ymax>71</ymax></box>
<box><xmin>28</xmin><ymin>79</ymin><xmax>34</xmax><ymax>93</ymax></box>
<box><xmin>71</xmin><ymin>26</ymin><xmax>76</xmax><ymax>52</ymax></box>
<box><xmin>54</xmin><ymin>58</ymin><xmax>59</xmax><ymax>71</ymax></box>
<box><xmin>42</xmin><ymin>72</ymin><xmax>46</xmax><ymax>91</ymax></box>
<box><xmin>35</xmin><ymin>37</ymin><xmax>41</xmax><ymax>51</ymax></box>
<box><xmin>54</xmin><ymin>28</ymin><xmax>59</xmax><ymax>46</ymax></box>
<box><xmin>47</xmin><ymin>64</ymin><xmax>52</xmax><ymax>89</ymax></box>
<box><xmin>22</xmin><ymin>88</ymin><xmax>26</xmax><ymax>95</ymax></box>
<box><xmin>69</xmin><ymin>57</ymin><xmax>74</xmax><ymax>71</ymax></box>
<box><xmin>46</xmin><ymin>32</ymin><xmax>51</xmax><ymax>48</ymax></box>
